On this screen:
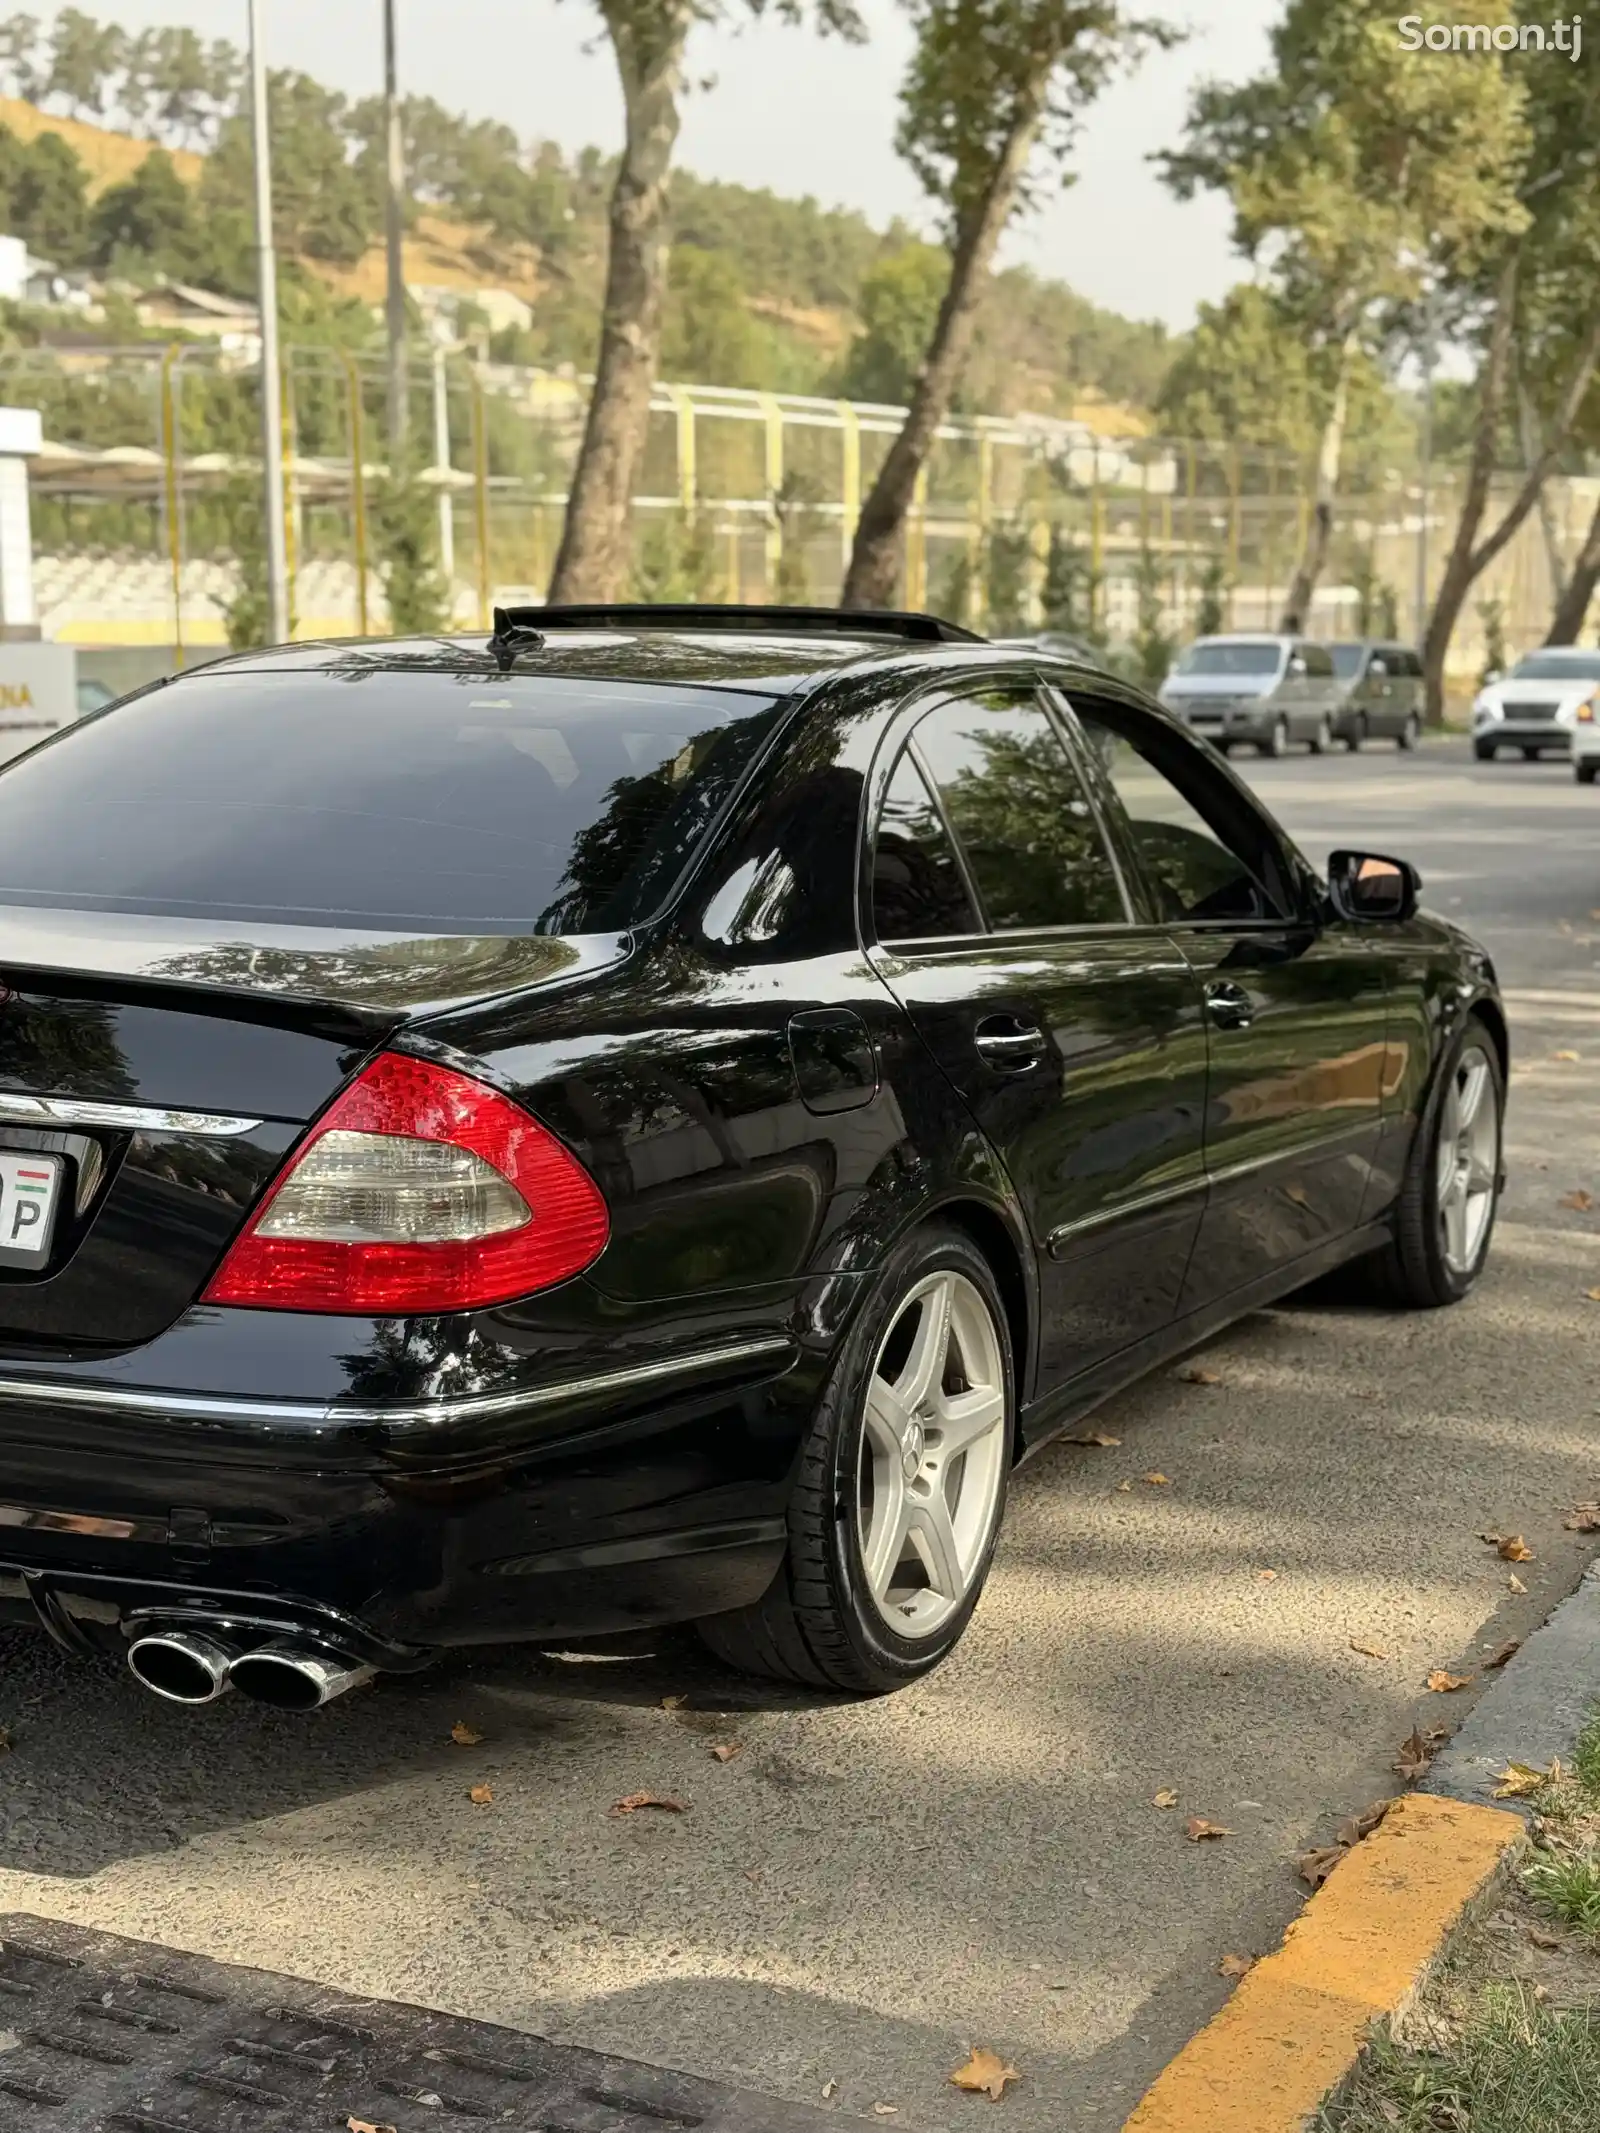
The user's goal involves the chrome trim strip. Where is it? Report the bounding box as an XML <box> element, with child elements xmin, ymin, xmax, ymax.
<box><xmin>0</xmin><ymin>1093</ymin><xmax>263</xmax><ymax>1137</ymax></box>
<box><xmin>1048</xmin><ymin>1172</ymin><xmax>1206</xmax><ymax>1256</ymax></box>
<box><xmin>0</xmin><ymin>1335</ymin><xmax>796</xmax><ymax>1430</ymax></box>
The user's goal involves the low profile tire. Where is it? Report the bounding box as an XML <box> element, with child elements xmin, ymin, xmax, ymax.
<box><xmin>1344</xmin><ymin>716</ymin><xmax>1366</xmax><ymax>753</ymax></box>
<box><xmin>1259</xmin><ymin>718</ymin><xmax>1289</xmax><ymax>760</ymax></box>
<box><xmin>1398</xmin><ymin>713</ymin><xmax>1421</xmax><ymax>752</ymax></box>
<box><xmin>1577</xmin><ymin>761</ymin><xmax>1599</xmax><ymax>785</ymax></box>
<box><xmin>1309</xmin><ymin>716</ymin><xmax>1332</xmax><ymax>756</ymax></box>
<box><xmin>1365</xmin><ymin>1017</ymin><xmax>1504</xmax><ymax>1310</ymax></box>
<box><xmin>697</xmin><ymin>1227</ymin><xmax>1014</xmax><ymax>1694</ymax></box>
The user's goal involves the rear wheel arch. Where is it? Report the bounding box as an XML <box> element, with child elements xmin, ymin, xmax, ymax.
<box><xmin>932</xmin><ymin>1196</ymin><xmax>1033</xmax><ymax>1424</ymax></box>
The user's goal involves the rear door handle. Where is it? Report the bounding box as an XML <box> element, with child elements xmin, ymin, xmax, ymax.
<box><xmin>974</xmin><ymin>1016</ymin><xmax>1049</xmax><ymax>1071</ymax></box>
<box><xmin>1204</xmin><ymin>980</ymin><xmax>1255</xmax><ymax>1031</ymax></box>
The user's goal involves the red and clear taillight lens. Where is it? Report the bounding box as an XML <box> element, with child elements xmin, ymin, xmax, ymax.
<box><xmin>203</xmin><ymin>1052</ymin><xmax>609</xmax><ymax>1313</ymax></box>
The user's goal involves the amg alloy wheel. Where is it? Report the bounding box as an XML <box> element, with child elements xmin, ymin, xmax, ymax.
<box><xmin>698</xmin><ymin>1228</ymin><xmax>1013</xmax><ymax>1692</ymax></box>
<box><xmin>1366</xmin><ymin>1019</ymin><xmax>1504</xmax><ymax>1309</ymax></box>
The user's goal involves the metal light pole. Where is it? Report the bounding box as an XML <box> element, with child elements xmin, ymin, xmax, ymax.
<box><xmin>247</xmin><ymin>0</ymin><xmax>289</xmax><ymax>644</ymax></box>
<box><xmin>384</xmin><ymin>0</ymin><xmax>408</xmax><ymax>450</ymax></box>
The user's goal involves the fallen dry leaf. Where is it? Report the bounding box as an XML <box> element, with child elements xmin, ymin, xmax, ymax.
<box><xmin>1427</xmin><ymin>1669</ymin><xmax>1474</xmax><ymax>1693</ymax></box>
<box><xmin>1066</xmin><ymin>1429</ymin><xmax>1121</xmax><ymax>1447</ymax></box>
<box><xmin>468</xmin><ymin>1784</ymin><xmax>494</xmax><ymax>1807</ymax></box>
<box><xmin>873</xmin><ymin>2106</ymin><xmax>899</xmax><ymax>2118</ymax></box>
<box><xmin>348</xmin><ymin>2120</ymin><xmax>398</xmax><ymax>2133</ymax></box>
<box><xmin>1564</xmin><ymin>1512</ymin><xmax>1600</xmax><ymax>1534</ymax></box>
<box><xmin>610</xmin><ymin>1791</ymin><xmax>688</xmax><ymax>1817</ymax></box>
<box><xmin>1508</xmin><ymin>1573</ymin><xmax>1528</xmax><ymax>1593</ymax></box>
<box><xmin>1152</xmin><ymin>1789</ymin><xmax>1180</xmax><ymax>1809</ymax></box>
<box><xmin>1560</xmin><ymin>1189</ymin><xmax>1595</xmax><ymax>1211</ymax></box>
<box><xmin>1554</xmin><ymin>1050</ymin><xmax>1581</xmax><ymax>1063</ymax></box>
<box><xmin>1184</xmin><ymin>1816</ymin><xmax>1232</xmax><ymax>1842</ymax></box>
<box><xmin>450</xmin><ymin>1721</ymin><xmax>483</xmax><ymax>1746</ymax></box>
<box><xmin>1216</xmin><ymin>1952</ymin><xmax>1255</xmax><ymax>1981</ymax></box>
<box><xmin>660</xmin><ymin>1694</ymin><xmax>687</xmax><ymax>1711</ymax></box>
<box><xmin>1298</xmin><ymin>1845</ymin><xmax>1346</xmax><ymax>1889</ymax></box>
<box><xmin>710</xmin><ymin>1742</ymin><xmax>743</xmax><ymax>1763</ymax></box>
<box><xmin>1115</xmin><ymin>1479</ymin><xmax>1132</xmax><ymax>1492</ymax></box>
<box><xmin>1336</xmin><ymin>1800</ymin><xmax>1393</xmax><ymax>1849</ymax></box>
<box><xmin>949</xmin><ymin>2049</ymin><xmax>1020</xmax><ymax>2102</ymax></box>
<box><xmin>1177</xmin><ymin>1365</ymin><xmax>1221</xmax><ymax>1385</ymax></box>
<box><xmin>1493</xmin><ymin>1761</ymin><xmax>1550</xmax><ymax>1800</ymax></box>
<box><xmin>1498</xmin><ymin>1536</ymin><xmax>1535</xmax><ymax>1564</ymax></box>
<box><xmin>1484</xmin><ymin>1639</ymin><xmax>1521</xmax><ymax>1670</ymax></box>
<box><xmin>1394</xmin><ymin>1727</ymin><xmax>1436</xmax><ymax>1780</ymax></box>
<box><xmin>1529</xmin><ymin>1926</ymin><xmax>1562</xmax><ymax>1951</ymax></box>
<box><xmin>1141</xmin><ymin>1472</ymin><xmax>1171</xmax><ymax>1487</ymax></box>
<box><xmin>1255</xmin><ymin>1569</ymin><xmax>1277</xmax><ymax>1583</ymax></box>
<box><xmin>1586</xmin><ymin>1288</ymin><xmax>1600</xmax><ymax>1304</ymax></box>
<box><xmin>1349</xmin><ymin>1639</ymin><xmax>1389</xmax><ymax>1660</ymax></box>
<box><xmin>822</xmin><ymin>2078</ymin><xmax>838</xmax><ymax>2099</ymax></box>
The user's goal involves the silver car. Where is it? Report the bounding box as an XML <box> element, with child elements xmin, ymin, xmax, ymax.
<box><xmin>1159</xmin><ymin>635</ymin><xmax>1344</xmax><ymax>756</ymax></box>
<box><xmin>1329</xmin><ymin>641</ymin><xmax>1425</xmax><ymax>750</ymax></box>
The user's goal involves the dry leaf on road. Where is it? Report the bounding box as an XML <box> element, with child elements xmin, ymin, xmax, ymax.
<box><xmin>450</xmin><ymin>1722</ymin><xmax>483</xmax><ymax>1746</ymax></box>
<box><xmin>660</xmin><ymin>1694</ymin><xmax>687</xmax><ymax>1711</ymax></box>
<box><xmin>949</xmin><ymin>2049</ymin><xmax>1020</xmax><ymax>2102</ymax></box>
<box><xmin>872</xmin><ymin>2106</ymin><xmax>899</xmax><ymax>2118</ymax></box>
<box><xmin>1177</xmin><ymin>1365</ymin><xmax>1221</xmax><ymax>1385</ymax></box>
<box><xmin>1298</xmin><ymin>1845</ymin><xmax>1346</xmax><ymax>1888</ymax></box>
<box><xmin>468</xmin><ymin>1784</ymin><xmax>494</xmax><ymax>1806</ymax></box>
<box><xmin>1115</xmin><ymin>1479</ymin><xmax>1132</xmax><ymax>1492</ymax></box>
<box><xmin>1184</xmin><ymin>1816</ymin><xmax>1232</xmax><ymax>1842</ymax></box>
<box><xmin>1554</xmin><ymin>1050</ymin><xmax>1581</xmax><ymax>1063</ymax></box>
<box><xmin>1066</xmin><ymin>1430</ymin><xmax>1121</xmax><ymax>1447</ymax></box>
<box><xmin>1560</xmin><ymin>1189</ymin><xmax>1595</xmax><ymax>1211</ymax></box>
<box><xmin>610</xmin><ymin>1791</ymin><xmax>688</xmax><ymax>1817</ymax></box>
<box><xmin>710</xmin><ymin>1743</ymin><xmax>743</xmax><ymax>1763</ymax></box>
<box><xmin>1493</xmin><ymin>1762</ymin><xmax>1551</xmax><ymax>1799</ymax></box>
<box><xmin>1484</xmin><ymin>1640</ymin><xmax>1521</xmax><ymax>1670</ymax></box>
<box><xmin>1564</xmin><ymin>1511</ymin><xmax>1600</xmax><ymax>1533</ymax></box>
<box><xmin>822</xmin><ymin>2079</ymin><xmax>838</xmax><ymax>2100</ymax></box>
<box><xmin>1255</xmin><ymin>1569</ymin><xmax>1278</xmax><ymax>1582</ymax></box>
<box><xmin>1394</xmin><ymin>1726</ymin><xmax>1446</xmax><ymax>1780</ymax></box>
<box><xmin>348</xmin><ymin>2120</ymin><xmax>398</xmax><ymax>2133</ymax></box>
<box><xmin>1152</xmin><ymin>1789</ymin><xmax>1179</xmax><ymax>1809</ymax></box>
<box><xmin>1427</xmin><ymin>1669</ymin><xmax>1474</xmax><ymax>1693</ymax></box>
<box><xmin>1498</xmin><ymin>1536</ymin><xmax>1535</xmax><ymax>1563</ymax></box>
<box><xmin>1586</xmin><ymin>1288</ymin><xmax>1600</xmax><ymax>1303</ymax></box>
<box><xmin>1335</xmin><ymin>1801</ymin><xmax>1393</xmax><ymax>1849</ymax></box>
<box><xmin>1216</xmin><ymin>1953</ymin><xmax>1255</xmax><ymax>1980</ymax></box>
<box><xmin>1508</xmin><ymin>1574</ymin><xmax>1528</xmax><ymax>1593</ymax></box>
<box><xmin>1141</xmin><ymin>1472</ymin><xmax>1171</xmax><ymax>1487</ymax></box>
<box><xmin>1529</xmin><ymin>1926</ymin><xmax>1562</xmax><ymax>1950</ymax></box>
<box><xmin>1349</xmin><ymin>1639</ymin><xmax>1389</xmax><ymax>1660</ymax></box>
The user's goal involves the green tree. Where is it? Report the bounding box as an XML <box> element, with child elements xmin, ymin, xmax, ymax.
<box><xmin>6</xmin><ymin>128</ymin><xmax>90</xmax><ymax>265</ymax></box>
<box><xmin>983</xmin><ymin>518</ymin><xmax>1031</xmax><ymax>632</ymax></box>
<box><xmin>89</xmin><ymin>148</ymin><xmax>199</xmax><ymax>276</ymax></box>
<box><xmin>834</xmin><ymin>242</ymin><xmax>947</xmax><ymax>404</ymax></box>
<box><xmin>1039</xmin><ymin>520</ymin><xmax>1102</xmax><ymax>642</ymax></box>
<box><xmin>373</xmin><ymin>455</ymin><xmax>450</xmax><ymax>634</ymax></box>
<box><xmin>841</xmin><ymin>0</ymin><xmax>1175</xmax><ymax>607</ymax></box>
<box><xmin>1155</xmin><ymin>284</ymin><xmax>1319</xmax><ymax>458</ymax></box>
<box><xmin>1476</xmin><ymin>594</ymin><xmax>1507</xmax><ymax>686</ymax></box>
<box><xmin>1194</xmin><ymin>552</ymin><xmax>1228</xmax><ymax>637</ymax></box>
<box><xmin>1159</xmin><ymin>0</ymin><xmax>1531</xmax><ymax>634</ymax></box>
<box><xmin>660</xmin><ymin>245</ymin><xmax>761</xmax><ymax>385</ymax></box>
<box><xmin>631</xmin><ymin>505</ymin><xmax>722</xmax><ymax>602</ymax></box>
<box><xmin>547</xmin><ymin>0</ymin><xmax>863</xmax><ymax>606</ymax></box>
<box><xmin>43</xmin><ymin>6</ymin><xmax>124</xmax><ymax>117</ymax></box>
<box><xmin>0</xmin><ymin>14</ymin><xmax>42</xmax><ymax>103</ymax></box>
<box><xmin>1129</xmin><ymin>542</ymin><xmax>1174</xmax><ymax>685</ymax></box>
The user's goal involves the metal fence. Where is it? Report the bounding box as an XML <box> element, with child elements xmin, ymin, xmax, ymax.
<box><xmin>7</xmin><ymin>342</ymin><xmax>1594</xmax><ymax>688</ymax></box>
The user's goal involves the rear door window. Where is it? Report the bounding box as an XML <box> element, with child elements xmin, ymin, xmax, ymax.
<box><xmin>0</xmin><ymin>669</ymin><xmax>785</xmax><ymax>934</ymax></box>
<box><xmin>872</xmin><ymin>749</ymin><xmax>981</xmax><ymax>942</ymax></box>
<box><xmin>911</xmin><ymin>692</ymin><xmax>1127</xmax><ymax>931</ymax></box>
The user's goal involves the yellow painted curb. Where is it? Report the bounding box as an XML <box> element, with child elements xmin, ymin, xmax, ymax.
<box><xmin>1122</xmin><ymin>1792</ymin><xmax>1523</xmax><ymax>2133</ymax></box>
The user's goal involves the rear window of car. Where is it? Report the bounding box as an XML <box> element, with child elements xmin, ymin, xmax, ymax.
<box><xmin>1175</xmin><ymin>642</ymin><xmax>1282</xmax><ymax>677</ymax></box>
<box><xmin>0</xmin><ymin>669</ymin><xmax>785</xmax><ymax>934</ymax></box>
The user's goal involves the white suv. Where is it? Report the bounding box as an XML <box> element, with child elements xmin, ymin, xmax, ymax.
<box><xmin>1575</xmin><ymin>693</ymin><xmax>1600</xmax><ymax>785</ymax></box>
<box><xmin>1473</xmin><ymin>645</ymin><xmax>1600</xmax><ymax>766</ymax></box>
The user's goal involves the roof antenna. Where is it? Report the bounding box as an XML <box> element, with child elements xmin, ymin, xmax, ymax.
<box><xmin>487</xmin><ymin>605</ymin><xmax>546</xmax><ymax>672</ymax></box>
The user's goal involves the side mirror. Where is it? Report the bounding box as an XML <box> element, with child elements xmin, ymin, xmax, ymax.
<box><xmin>1288</xmin><ymin>655</ymin><xmax>1307</xmax><ymax>677</ymax></box>
<box><xmin>1368</xmin><ymin>658</ymin><xmax>1388</xmax><ymax>680</ymax></box>
<box><xmin>1327</xmin><ymin>849</ymin><xmax>1420</xmax><ymax>924</ymax></box>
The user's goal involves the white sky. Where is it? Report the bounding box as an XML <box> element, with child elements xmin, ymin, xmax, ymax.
<box><xmin>30</xmin><ymin>0</ymin><xmax>1281</xmax><ymax>330</ymax></box>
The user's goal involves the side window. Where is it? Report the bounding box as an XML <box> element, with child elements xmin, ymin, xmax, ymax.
<box><xmin>1067</xmin><ymin>697</ymin><xmax>1288</xmax><ymax>925</ymax></box>
<box><xmin>871</xmin><ymin>747</ymin><xmax>981</xmax><ymax>942</ymax></box>
<box><xmin>912</xmin><ymin>692</ymin><xmax>1126</xmax><ymax>931</ymax></box>
<box><xmin>1304</xmin><ymin>643</ymin><xmax>1334</xmax><ymax>679</ymax></box>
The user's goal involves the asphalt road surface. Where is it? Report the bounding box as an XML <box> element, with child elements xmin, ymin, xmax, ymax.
<box><xmin>2</xmin><ymin>741</ymin><xmax>1597</xmax><ymax>2133</ymax></box>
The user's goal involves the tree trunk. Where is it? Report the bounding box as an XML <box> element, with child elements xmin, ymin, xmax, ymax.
<box><xmin>1545</xmin><ymin>487</ymin><xmax>1600</xmax><ymax>644</ymax></box>
<box><xmin>841</xmin><ymin>98</ymin><xmax>1044</xmax><ymax>612</ymax></box>
<box><xmin>1276</xmin><ymin>322</ymin><xmax>1360</xmax><ymax>634</ymax></box>
<box><xmin>547</xmin><ymin>1</ymin><xmax>690</xmax><ymax>605</ymax></box>
<box><xmin>1518</xmin><ymin>378</ymin><xmax>1567</xmax><ymax>607</ymax></box>
<box><xmin>1423</xmin><ymin>255</ymin><xmax>1600</xmax><ymax>722</ymax></box>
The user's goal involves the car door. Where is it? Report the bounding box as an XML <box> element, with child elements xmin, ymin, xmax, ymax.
<box><xmin>1060</xmin><ymin>691</ymin><xmax>1392</xmax><ymax>1313</ymax></box>
<box><xmin>1301</xmin><ymin>641</ymin><xmax>1338</xmax><ymax>739</ymax></box>
<box><xmin>1361</xmin><ymin>648</ymin><xmax>1396</xmax><ymax>735</ymax></box>
<box><xmin>865</xmin><ymin>684</ymin><xmax>1210</xmax><ymax>1396</ymax></box>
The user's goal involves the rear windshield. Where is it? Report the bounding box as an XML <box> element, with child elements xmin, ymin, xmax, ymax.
<box><xmin>1508</xmin><ymin>651</ymin><xmax>1600</xmax><ymax>682</ymax></box>
<box><xmin>1175</xmin><ymin>642</ymin><xmax>1282</xmax><ymax>677</ymax></box>
<box><xmin>0</xmin><ymin>669</ymin><xmax>784</xmax><ymax>933</ymax></box>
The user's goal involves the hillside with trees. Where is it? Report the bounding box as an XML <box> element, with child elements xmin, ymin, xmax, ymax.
<box><xmin>0</xmin><ymin>6</ymin><xmax>1176</xmax><ymax>419</ymax></box>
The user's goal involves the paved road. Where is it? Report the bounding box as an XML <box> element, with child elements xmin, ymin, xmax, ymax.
<box><xmin>2</xmin><ymin>743</ymin><xmax>1597</xmax><ymax>2132</ymax></box>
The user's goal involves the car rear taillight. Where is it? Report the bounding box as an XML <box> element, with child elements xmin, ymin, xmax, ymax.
<box><xmin>203</xmin><ymin>1052</ymin><xmax>608</xmax><ymax>1313</ymax></box>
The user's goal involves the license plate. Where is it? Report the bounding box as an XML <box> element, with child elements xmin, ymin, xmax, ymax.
<box><xmin>0</xmin><ymin>1151</ymin><xmax>63</xmax><ymax>1266</ymax></box>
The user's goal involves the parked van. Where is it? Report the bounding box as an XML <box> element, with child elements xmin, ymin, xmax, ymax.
<box><xmin>1158</xmin><ymin>635</ymin><xmax>1344</xmax><ymax>756</ymax></box>
<box><xmin>1329</xmin><ymin>641</ymin><xmax>1425</xmax><ymax>750</ymax></box>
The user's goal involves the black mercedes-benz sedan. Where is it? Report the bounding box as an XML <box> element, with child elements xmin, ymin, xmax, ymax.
<box><xmin>0</xmin><ymin>605</ymin><xmax>1505</xmax><ymax>1710</ymax></box>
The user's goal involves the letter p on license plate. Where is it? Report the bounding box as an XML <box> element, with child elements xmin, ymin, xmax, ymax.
<box><xmin>0</xmin><ymin>1151</ymin><xmax>62</xmax><ymax>1265</ymax></box>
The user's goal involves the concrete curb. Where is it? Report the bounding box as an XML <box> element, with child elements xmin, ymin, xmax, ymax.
<box><xmin>1119</xmin><ymin>1793</ymin><xmax>1521</xmax><ymax>2133</ymax></box>
<box><xmin>1422</xmin><ymin>1563</ymin><xmax>1600</xmax><ymax>1813</ymax></box>
<box><xmin>1120</xmin><ymin>1566</ymin><xmax>1600</xmax><ymax>2131</ymax></box>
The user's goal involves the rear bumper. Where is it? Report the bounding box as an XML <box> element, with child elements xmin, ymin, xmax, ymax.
<box><xmin>0</xmin><ymin>1290</ymin><xmax>856</xmax><ymax>1658</ymax></box>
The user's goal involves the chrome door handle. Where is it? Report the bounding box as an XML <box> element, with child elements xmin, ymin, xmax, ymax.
<box><xmin>1204</xmin><ymin>981</ymin><xmax>1255</xmax><ymax>1031</ymax></box>
<box><xmin>974</xmin><ymin>1017</ymin><xmax>1048</xmax><ymax>1071</ymax></box>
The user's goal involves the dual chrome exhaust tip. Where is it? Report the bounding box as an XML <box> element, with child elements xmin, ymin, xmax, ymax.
<box><xmin>126</xmin><ymin>1629</ymin><xmax>375</xmax><ymax>1711</ymax></box>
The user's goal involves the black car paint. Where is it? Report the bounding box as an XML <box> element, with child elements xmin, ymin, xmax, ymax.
<box><xmin>0</xmin><ymin>632</ymin><xmax>1504</xmax><ymax>1666</ymax></box>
